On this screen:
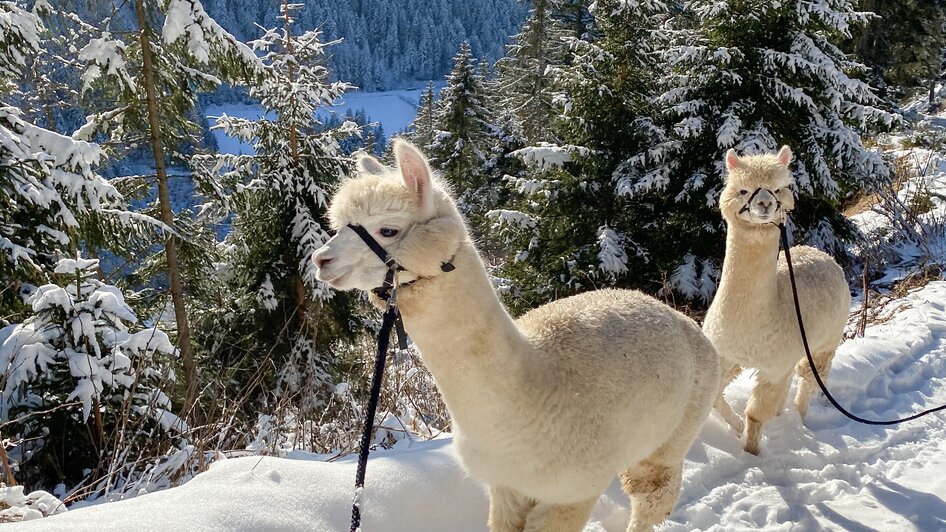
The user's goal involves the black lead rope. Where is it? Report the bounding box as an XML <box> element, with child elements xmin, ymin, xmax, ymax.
<box><xmin>779</xmin><ymin>222</ymin><xmax>946</xmax><ymax>425</ymax></box>
<box><xmin>345</xmin><ymin>223</ymin><xmax>454</xmax><ymax>531</ymax></box>
<box><xmin>350</xmin><ymin>302</ymin><xmax>398</xmax><ymax>532</ymax></box>
<box><xmin>347</xmin><ymin>222</ymin><xmax>404</xmax><ymax>532</ymax></box>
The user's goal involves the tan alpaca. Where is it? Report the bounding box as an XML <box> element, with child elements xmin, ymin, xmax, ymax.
<box><xmin>313</xmin><ymin>140</ymin><xmax>720</xmax><ymax>532</ymax></box>
<box><xmin>704</xmin><ymin>146</ymin><xmax>851</xmax><ymax>455</ymax></box>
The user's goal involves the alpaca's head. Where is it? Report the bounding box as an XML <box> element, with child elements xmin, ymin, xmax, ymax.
<box><xmin>719</xmin><ymin>146</ymin><xmax>795</xmax><ymax>227</ymax></box>
<box><xmin>312</xmin><ymin>139</ymin><xmax>467</xmax><ymax>294</ymax></box>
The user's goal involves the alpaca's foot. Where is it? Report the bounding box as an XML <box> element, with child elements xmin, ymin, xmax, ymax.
<box><xmin>621</xmin><ymin>461</ymin><xmax>682</xmax><ymax>532</ymax></box>
<box><xmin>795</xmin><ymin>350</ymin><xmax>835</xmax><ymax>423</ymax></box>
<box><xmin>794</xmin><ymin>391</ymin><xmax>811</xmax><ymax>421</ymax></box>
<box><xmin>743</xmin><ymin>374</ymin><xmax>791</xmax><ymax>456</ymax></box>
<box><xmin>714</xmin><ymin>365</ymin><xmax>745</xmax><ymax>435</ymax></box>
<box><xmin>488</xmin><ymin>485</ymin><xmax>532</xmax><ymax>532</ymax></box>
<box><xmin>714</xmin><ymin>395</ymin><xmax>745</xmax><ymax>435</ymax></box>
<box><xmin>744</xmin><ymin>417</ymin><xmax>762</xmax><ymax>455</ymax></box>
<box><xmin>522</xmin><ymin>497</ymin><xmax>596</xmax><ymax>532</ymax></box>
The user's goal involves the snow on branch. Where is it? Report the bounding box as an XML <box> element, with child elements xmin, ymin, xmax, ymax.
<box><xmin>163</xmin><ymin>0</ymin><xmax>264</xmax><ymax>72</ymax></box>
<box><xmin>78</xmin><ymin>34</ymin><xmax>135</xmax><ymax>94</ymax></box>
<box><xmin>0</xmin><ymin>3</ymin><xmax>42</xmax><ymax>78</ymax></box>
<box><xmin>511</xmin><ymin>143</ymin><xmax>590</xmax><ymax>171</ymax></box>
<box><xmin>596</xmin><ymin>226</ymin><xmax>629</xmax><ymax>278</ymax></box>
<box><xmin>487</xmin><ymin>209</ymin><xmax>537</xmax><ymax>231</ymax></box>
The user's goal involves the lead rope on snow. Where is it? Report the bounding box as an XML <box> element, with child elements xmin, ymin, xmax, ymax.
<box><xmin>345</xmin><ymin>223</ymin><xmax>454</xmax><ymax>531</ymax></box>
<box><xmin>779</xmin><ymin>220</ymin><xmax>946</xmax><ymax>425</ymax></box>
<box><xmin>350</xmin><ymin>284</ymin><xmax>399</xmax><ymax>532</ymax></box>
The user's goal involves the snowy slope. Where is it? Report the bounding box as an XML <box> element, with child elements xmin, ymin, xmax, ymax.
<box><xmin>12</xmin><ymin>282</ymin><xmax>946</xmax><ymax>531</ymax></box>
<box><xmin>206</xmin><ymin>86</ymin><xmax>439</xmax><ymax>156</ymax></box>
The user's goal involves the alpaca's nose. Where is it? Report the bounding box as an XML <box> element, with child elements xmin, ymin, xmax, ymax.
<box><xmin>758</xmin><ymin>200</ymin><xmax>773</xmax><ymax>211</ymax></box>
<box><xmin>316</xmin><ymin>256</ymin><xmax>333</xmax><ymax>269</ymax></box>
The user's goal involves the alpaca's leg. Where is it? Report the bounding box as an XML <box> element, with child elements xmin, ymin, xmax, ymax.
<box><xmin>488</xmin><ymin>485</ymin><xmax>533</xmax><ymax>532</ymax></box>
<box><xmin>744</xmin><ymin>373</ymin><xmax>792</xmax><ymax>455</ymax></box>
<box><xmin>713</xmin><ymin>364</ymin><xmax>744</xmax><ymax>434</ymax></box>
<box><xmin>621</xmin><ymin>460</ymin><xmax>682</xmax><ymax>532</ymax></box>
<box><xmin>794</xmin><ymin>350</ymin><xmax>835</xmax><ymax>420</ymax></box>
<box><xmin>521</xmin><ymin>497</ymin><xmax>596</xmax><ymax>532</ymax></box>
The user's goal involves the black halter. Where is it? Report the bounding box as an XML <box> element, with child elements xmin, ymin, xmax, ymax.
<box><xmin>346</xmin><ymin>223</ymin><xmax>402</xmax><ymax>301</ymax></box>
<box><xmin>738</xmin><ymin>187</ymin><xmax>782</xmax><ymax>215</ymax></box>
<box><xmin>345</xmin><ymin>223</ymin><xmax>456</xmax><ymax>302</ymax></box>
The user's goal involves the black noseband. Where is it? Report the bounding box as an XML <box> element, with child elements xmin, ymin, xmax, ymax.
<box><xmin>738</xmin><ymin>187</ymin><xmax>782</xmax><ymax>215</ymax></box>
<box><xmin>345</xmin><ymin>223</ymin><xmax>456</xmax><ymax>302</ymax></box>
<box><xmin>346</xmin><ymin>223</ymin><xmax>401</xmax><ymax>301</ymax></box>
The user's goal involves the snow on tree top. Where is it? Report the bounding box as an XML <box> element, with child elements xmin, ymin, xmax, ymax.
<box><xmin>54</xmin><ymin>257</ymin><xmax>100</xmax><ymax>274</ymax></box>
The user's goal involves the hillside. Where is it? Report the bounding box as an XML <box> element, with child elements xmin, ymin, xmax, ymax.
<box><xmin>10</xmin><ymin>280</ymin><xmax>946</xmax><ymax>530</ymax></box>
<box><xmin>201</xmin><ymin>0</ymin><xmax>527</xmax><ymax>91</ymax></box>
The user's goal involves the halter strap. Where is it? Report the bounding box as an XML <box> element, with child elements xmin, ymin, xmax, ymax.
<box><xmin>347</xmin><ymin>224</ymin><xmax>396</xmax><ymax>267</ymax></box>
<box><xmin>344</xmin><ymin>223</ymin><xmax>455</xmax><ymax>302</ymax></box>
<box><xmin>739</xmin><ymin>187</ymin><xmax>783</xmax><ymax>215</ymax></box>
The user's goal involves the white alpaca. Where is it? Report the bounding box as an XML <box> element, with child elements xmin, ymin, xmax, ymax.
<box><xmin>704</xmin><ymin>146</ymin><xmax>851</xmax><ymax>455</ymax></box>
<box><xmin>313</xmin><ymin>140</ymin><xmax>720</xmax><ymax>532</ymax></box>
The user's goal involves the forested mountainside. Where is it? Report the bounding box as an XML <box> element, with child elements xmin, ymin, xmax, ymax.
<box><xmin>201</xmin><ymin>0</ymin><xmax>527</xmax><ymax>90</ymax></box>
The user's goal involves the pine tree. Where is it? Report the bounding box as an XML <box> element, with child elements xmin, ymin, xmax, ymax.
<box><xmin>429</xmin><ymin>42</ymin><xmax>494</xmax><ymax>203</ymax></box>
<box><xmin>849</xmin><ymin>0</ymin><xmax>946</xmax><ymax>103</ymax></box>
<box><xmin>75</xmin><ymin>0</ymin><xmax>264</xmax><ymax>412</ymax></box>
<box><xmin>0</xmin><ymin>3</ymin><xmax>135</xmax><ymax>323</ymax></box>
<box><xmin>406</xmin><ymin>81</ymin><xmax>437</xmax><ymax>149</ymax></box>
<box><xmin>0</xmin><ymin>256</ymin><xmax>182</xmax><ymax>494</ymax></box>
<box><xmin>627</xmin><ymin>0</ymin><xmax>895</xmax><ymax>302</ymax></box>
<box><xmin>489</xmin><ymin>0</ymin><xmax>667</xmax><ymax>308</ymax></box>
<box><xmin>190</xmin><ymin>3</ymin><xmax>359</xmax><ymax>425</ymax></box>
<box><xmin>495</xmin><ymin>0</ymin><xmax>571</xmax><ymax>144</ymax></box>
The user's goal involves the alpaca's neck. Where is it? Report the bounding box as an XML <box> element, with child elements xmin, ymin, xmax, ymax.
<box><xmin>715</xmin><ymin>223</ymin><xmax>781</xmax><ymax>307</ymax></box>
<box><xmin>395</xmin><ymin>240</ymin><xmax>526</xmax><ymax>415</ymax></box>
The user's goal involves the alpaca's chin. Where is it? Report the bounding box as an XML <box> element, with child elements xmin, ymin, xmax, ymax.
<box><xmin>316</xmin><ymin>271</ymin><xmax>351</xmax><ymax>290</ymax></box>
<box><xmin>733</xmin><ymin>212</ymin><xmax>779</xmax><ymax>227</ymax></box>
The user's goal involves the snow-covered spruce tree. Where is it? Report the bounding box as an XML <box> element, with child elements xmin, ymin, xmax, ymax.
<box><xmin>488</xmin><ymin>0</ymin><xmax>668</xmax><ymax>309</ymax></box>
<box><xmin>406</xmin><ymin>81</ymin><xmax>437</xmax><ymax>149</ymax></box>
<box><xmin>427</xmin><ymin>42</ymin><xmax>502</xmax><ymax>249</ymax></box>
<box><xmin>0</xmin><ymin>3</ymin><xmax>132</xmax><ymax>323</ymax></box>
<box><xmin>428</xmin><ymin>42</ymin><xmax>494</xmax><ymax>205</ymax></box>
<box><xmin>627</xmin><ymin>0</ymin><xmax>894</xmax><ymax>302</ymax></box>
<box><xmin>495</xmin><ymin>0</ymin><xmax>571</xmax><ymax>144</ymax></box>
<box><xmin>848</xmin><ymin>0</ymin><xmax>946</xmax><ymax>103</ymax></box>
<box><xmin>190</xmin><ymin>4</ymin><xmax>359</xmax><ymax>429</ymax></box>
<box><xmin>75</xmin><ymin>0</ymin><xmax>264</xmax><ymax>410</ymax></box>
<box><xmin>0</xmin><ymin>257</ymin><xmax>182</xmax><ymax>495</ymax></box>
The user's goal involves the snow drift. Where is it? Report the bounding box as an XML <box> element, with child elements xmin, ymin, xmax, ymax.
<box><xmin>11</xmin><ymin>283</ymin><xmax>946</xmax><ymax>531</ymax></box>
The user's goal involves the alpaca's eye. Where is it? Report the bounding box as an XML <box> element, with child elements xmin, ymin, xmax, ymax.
<box><xmin>379</xmin><ymin>227</ymin><xmax>399</xmax><ymax>238</ymax></box>
<box><xmin>739</xmin><ymin>190</ymin><xmax>748</xmax><ymax>195</ymax></box>
<box><xmin>774</xmin><ymin>188</ymin><xmax>781</xmax><ymax>194</ymax></box>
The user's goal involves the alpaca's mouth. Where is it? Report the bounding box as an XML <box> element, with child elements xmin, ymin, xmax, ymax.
<box><xmin>317</xmin><ymin>270</ymin><xmax>349</xmax><ymax>287</ymax></box>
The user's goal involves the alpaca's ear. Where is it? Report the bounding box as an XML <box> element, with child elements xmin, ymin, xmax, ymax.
<box><xmin>777</xmin><ymin>145</ymin><xmax>793</xmax><ymax>168</ymax></box>
<box><xmin>725</xmin><ymin>149</ymin><xmax>742</xmax><ymax>172</ymax></box>
<box><xmin>355</xmin><ymin>152</ymin><xmax>386</xmax><ymax>175</ymax></box>
<box><xmin>394</xmin><ymin>139</ymin><xmax>435</xmax><ymax>218</ymax></box>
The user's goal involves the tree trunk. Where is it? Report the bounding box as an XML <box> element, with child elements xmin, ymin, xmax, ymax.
<box><xmin>283</xmin><ymin>0</ymin><xmax>298</xmax><ymax>160</ymax></box>
<box><xmin>134</xmin><ymin>0</ymin><xmax>197</xmax><ymax>413</ymax></box>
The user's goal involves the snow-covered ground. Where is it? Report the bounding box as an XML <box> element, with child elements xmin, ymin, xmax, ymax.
<box><xmin>12</xmin><ymin>281</ymin><xmax>946</xmax><ymax>531</ymax></box>
<box><xmin>206</xmin><ymin>85</ymin><xmax>438</xmax><ymax>155</ymax></box>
